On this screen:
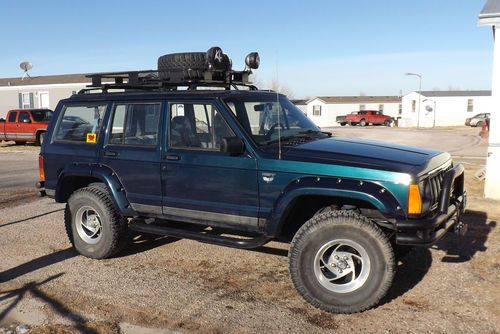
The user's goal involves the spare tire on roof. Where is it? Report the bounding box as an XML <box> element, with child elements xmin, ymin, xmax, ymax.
<box><xmin>157</xmin><ymin>52</ymin><xmax>207</xmax><ymax>80</ymax></box>
<box><xmin>157</xmin><ymin>47</ymin><xmax>232</xmax><ymax>81</ymax></box>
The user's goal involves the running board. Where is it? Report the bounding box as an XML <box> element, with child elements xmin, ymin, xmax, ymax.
<box><xmin>129</xmin><ymin>221</ymin><xmax>272</xmax><ymax>249</ymax></box>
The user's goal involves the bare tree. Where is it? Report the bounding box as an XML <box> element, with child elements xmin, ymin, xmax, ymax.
<box><xmin>269</xmin><ymin>78</ymin><xmax>295</xmax><ymax>99</ymax></box>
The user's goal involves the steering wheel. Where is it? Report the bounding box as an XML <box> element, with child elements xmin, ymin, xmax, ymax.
<box><xmin>267</xmin><ymin>122</ymin><xmax>286</xmax><ymax>138</ymax></box>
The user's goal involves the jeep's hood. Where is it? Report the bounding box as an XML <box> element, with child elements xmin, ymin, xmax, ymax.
<box><xmin>281</xmin><ymin>137</ymin><xmax>451</xmax><ymax>176</ymax></box>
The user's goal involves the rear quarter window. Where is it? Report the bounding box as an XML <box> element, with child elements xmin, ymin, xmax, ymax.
<box><xmin>53</xmin><ymin>104</ymin><xmax>107</xmax><ymax>143</ymax></box>
<box><xmin>8</xmin><ymin>112</ymin><xmax>17</xmax><ymax>122</ymax></box>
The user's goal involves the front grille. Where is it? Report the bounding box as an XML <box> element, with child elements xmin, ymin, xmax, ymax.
<box><xmin>424</xmin><ymin>165</ymin><xmax>452</xmax><ymax>211</ymax></box>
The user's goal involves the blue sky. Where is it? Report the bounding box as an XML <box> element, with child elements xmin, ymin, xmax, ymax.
<box><xmin>0</xmin><ymin>0</ymin><xmax>493</xmax><ymax>98</ymax></box>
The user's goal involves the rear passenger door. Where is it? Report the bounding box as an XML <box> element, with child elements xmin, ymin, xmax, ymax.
<box><xmin>100</xmin><ymin>101</ymin><xmax>163</xmax><ymax>214</ymax></box>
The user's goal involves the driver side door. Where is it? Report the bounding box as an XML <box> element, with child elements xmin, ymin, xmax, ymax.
<box><xmin>161</xmin><ymin>100</ymin><xmax>260</xmax><ymax>231</ymax></box>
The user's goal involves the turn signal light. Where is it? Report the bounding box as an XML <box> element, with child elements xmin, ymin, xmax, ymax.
<box><xmin>39</xmin><ymin>155</ymin><xmax>45</xmax><ymax>182</ymax></box>
<box><xmin>408</xmin><ymin>184</ymin><xmax>422</xmax><ymax>215</ymax></box>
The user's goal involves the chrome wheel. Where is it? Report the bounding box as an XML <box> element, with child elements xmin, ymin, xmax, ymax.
<box><xmin>314</xmin><ymin>239</ymin><xmax>371</xmax><ymax>293</ymax></box>
<box><xmin>75</xmin><ymin>206</ymin><xmax>103</xmax><ymax>244</ymax></box>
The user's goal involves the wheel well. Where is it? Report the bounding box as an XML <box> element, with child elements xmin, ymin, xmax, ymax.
<box><xmin>56</xmin><ymin>176</ymin><xmax>103</xmax><ymax>202</ymax></box>
<box><xmin>278</xmin><ymin>195</ymin><xmax>377</xmax><ymax>242</ymax></box>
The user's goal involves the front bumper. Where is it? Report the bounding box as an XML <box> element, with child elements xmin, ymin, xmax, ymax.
<box><xmin>395</xmin><ymin>163</ymin><xmax>466</xmax><ymax>246</ymax></box>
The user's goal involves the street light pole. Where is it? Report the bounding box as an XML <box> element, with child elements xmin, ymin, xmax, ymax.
<box><xmin>405</xmin><ymin>73</ymin><xmax>422</xmax><ymax>128</ymax></box>
<box><xmin>423</xmin><ymin>98</ymin><xmax>436</xmax><ymax>128</ymax></box>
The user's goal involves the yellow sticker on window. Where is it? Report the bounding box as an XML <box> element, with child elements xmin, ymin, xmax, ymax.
<box><xmin>86</xmin><ymin>133</ymin><xmax>97</xmax><ymax>143</ymax></box>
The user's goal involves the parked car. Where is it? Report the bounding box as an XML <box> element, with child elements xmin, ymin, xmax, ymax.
<box><xmin>0</xmin><ymin>109</ymin><xmax>53</xmax><ymax>145</ymax></box>
<box><xmin>336</xmin><ymin>110</ymin><xmax>393</xmax><ymax>126</ymax></box>
<box><xmin>38</xmin><ymin>47</ymin><xmax>467</xmax><ymax>314</ymax></box>
<box><xmin>465</xmin><ymin>113</ymin><xmax>490</xmax><ymax>127</ymax></box>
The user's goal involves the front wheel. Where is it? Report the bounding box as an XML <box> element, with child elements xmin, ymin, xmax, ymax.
<box><xmin>289</xmin><ymin>210</ymin><xmax>395</xmax><ymax>314</ymax></box>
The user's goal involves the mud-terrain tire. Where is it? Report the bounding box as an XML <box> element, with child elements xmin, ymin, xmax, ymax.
<box><xmin>65</xmin><ymin>185</ymin><xmax>128</xmax><ymax>259</ymax></box>
<box><xmin>289</xmin><ymin>210</ymin><xmax>395</xmax><ymax>314</ymax></box>
<box><xmin>359</xmin><ymin>119</ymin><xmax>367</xmax><ymax>127</ymax></box>
<box><xmin>157</xmin><ymin>52</ymin><xmax>207</xmax><ymax>80</ymax></box>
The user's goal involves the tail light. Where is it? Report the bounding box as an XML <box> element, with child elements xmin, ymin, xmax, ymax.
<box><xmin>39</xmin><ymin>155</ymin><xmax>45</xmax><ymax>182</ymax></box>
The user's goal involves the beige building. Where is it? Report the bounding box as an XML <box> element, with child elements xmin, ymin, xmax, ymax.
<box><xmin>0</xmin><ymin>74</ymin><xmax>90</xmax><ymax>119</ymax></box>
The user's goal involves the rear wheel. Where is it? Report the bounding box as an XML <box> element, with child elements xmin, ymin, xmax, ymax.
<box><xmin>340</xmin><ymin>123</ymin><xmax>347</xmax><ymax>126</ymax></box>
<box><xmin>14</xmin><ymin>141</ymin><xmax>24</xmax><ymax>145</ymax></box>
<box><xmin>359</xmin><ymin>119</ymin><xmax>367</xmax><ymax>127</ymax></box>
<box><xmin>475</xmin><ymin>121</ymin><xmax>484</xmax><ymax>128</ymax></box>
<box><xmin>289</xmin><ymin>210</ymin><xmax>395</xmax><ymax>314</ymax></box>
<box><xmin>65</xmin><ymin>185</ymin><xmax>128</xmax><ymax>259</ymax></box>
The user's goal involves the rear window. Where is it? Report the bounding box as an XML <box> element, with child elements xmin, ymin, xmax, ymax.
<box><xmin>31</xmin><ymin>110</ymin><xmax>53</xmax><ymax>122</ymax></box>
<box><xmin>109</xmin><ymin>103</ymin><xmax>161</xmax><ymax>146</ymax></box>
<box><xmin>54</xmin><ymin>104</ymin><xmax>107</xmax><ymax>143</ymax></box>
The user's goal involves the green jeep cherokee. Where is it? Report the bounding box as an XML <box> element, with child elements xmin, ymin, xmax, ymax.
<box><xmin>38</xmin><ymin>47</ymin><xmax>467</xmax><ymax>314</ymax></box>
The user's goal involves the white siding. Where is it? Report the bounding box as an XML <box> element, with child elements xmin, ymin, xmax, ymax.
<box><xmin>306</xmin><ymin>98</ymin><xmax>401</xmax><ymax>128</ymax></box>
<box><xmin>401</xmin><ymin>92</ymin><xmax>492</xmax><ymax>127</ymax></box>
<box><xmin>0</xmin><ymin>83</ymin><xmax>86</xmax><ymax>119</ymax></box>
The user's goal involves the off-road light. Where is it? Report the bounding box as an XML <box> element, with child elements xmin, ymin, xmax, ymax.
<box><xmin>245</xmin><ymin>52</ymin><xmax>260</xmax><ymax>69</ymax></box>
<box><xmin>408</xmin><ymin>184</ymin><xmax>422</xmax><ymax>215</ymax></box>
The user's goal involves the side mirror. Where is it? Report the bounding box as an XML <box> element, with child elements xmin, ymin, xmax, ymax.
<box><xmin>221</xmin><ymin>136</ymin><xmax>245</xmax><ymax>155</ymax></box>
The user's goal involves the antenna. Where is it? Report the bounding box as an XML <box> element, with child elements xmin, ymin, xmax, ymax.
<box><xmin>19</xmin><ymin>61</ymin><xmax>33</xmax><ymax>80</ymax></box>
<box><xmin>275</xmin><ymin>57</ymin><xmax>282</xmax><ymax>160</ymax></box>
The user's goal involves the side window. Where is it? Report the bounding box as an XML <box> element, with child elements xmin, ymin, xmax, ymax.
<box><xmin>8</xmin><ymin>112</ymin><xmax>17</xmax><ymax>122</ymax></box>
<box><xmin>109</xmin><ymin>103</ymin><xmax>161</xmax><ymax>146</ymax></box>
<box><xmin>169</xmin><ymin>102</ymin><xmax>234</xmax><ymax>150</ymax></box>
<box><xmin>18</xmin><ymin>111</ymin><xmax>31</xmax><ymax>123</ymax></box>
<box><xmin>54</xmin><ymin>104</ymin><xmax>107</xmax><ymax>143</ymax></box>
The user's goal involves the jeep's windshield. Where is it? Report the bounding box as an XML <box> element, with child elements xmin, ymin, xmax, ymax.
<box><xmin>223</xmin><ymin>95</ymin><xmax>326</xmax><ymax>147</ymax></box>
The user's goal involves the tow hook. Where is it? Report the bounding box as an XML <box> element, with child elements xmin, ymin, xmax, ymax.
<box><xmin>454</xmin><ymin>221</ymin><xmax>468</xmax><ymax>236</ymax></box>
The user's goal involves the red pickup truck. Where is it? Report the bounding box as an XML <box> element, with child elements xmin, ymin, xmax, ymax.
<box><xmin>336</xmin><ymin>110</ymin><xmax>393</xmax><ymax>127</ymax></box>
<box><xmin>0</xmin><ymin>109</ymin><xmax>53</xmax><ymax>145</ymax></box>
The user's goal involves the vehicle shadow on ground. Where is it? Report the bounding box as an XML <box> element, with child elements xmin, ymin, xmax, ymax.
<box><xmin>0</xmin><ymin>273</ymin><xmax>100</xmax><ymax>334</ymax></box>
<box><xmin>382</xmin><ymin>248</ymin><xmax>433</xmax><ymax>304</ymax></box>
<box><xmin>0</xmin><ymin>208</ymin><xmax>64</xmax><ymax>228</ymax></box>
<box><xmin>116</xmin><ymin>232</ymin><xmax>181</xmax><ymax>258</ymax></box>
<box><xmin>433</xmin><ymin>209</ymin><xmax>496</xmax><ymax>263</ymax></box>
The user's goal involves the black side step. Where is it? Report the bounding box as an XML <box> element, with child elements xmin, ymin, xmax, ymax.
<box><xmin>129</xmin><ymin>221</ymin><xmax>272</xmax><ymax>249</ymax></box>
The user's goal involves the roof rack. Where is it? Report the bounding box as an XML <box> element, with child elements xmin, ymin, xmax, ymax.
<box><xmin>79</xmin><ymin>47</ymin><xmax>260</xmax><ymax>94</ymax></box>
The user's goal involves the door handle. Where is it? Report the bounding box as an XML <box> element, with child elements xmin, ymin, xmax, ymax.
<box><xmin>104</xmin><ymin>151</ymin><xmax>119</xmax><ymax>157</ymax></box>
<box><xmin>165</xmin><ymin>154</ymin><xmax>180</xmax><ymax>161</ymax></box>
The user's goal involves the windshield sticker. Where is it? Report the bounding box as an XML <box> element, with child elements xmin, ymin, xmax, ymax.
<box><xmin>86</xmin><ymin>133</ymin><xmax>97</xmax><ymax>143</ymax></box>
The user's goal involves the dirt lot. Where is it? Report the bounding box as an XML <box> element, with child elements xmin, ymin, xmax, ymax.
<box><xmin>1</xmin><ymin>129</ymin><xmax>499</xmax><ymax>334</ymax></box>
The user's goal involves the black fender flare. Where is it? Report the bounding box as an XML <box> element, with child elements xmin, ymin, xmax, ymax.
<box><xmin>56</xmin><ymin>164</ymin><xmax>136</xmax><ymax>216</ymax></box>
<box><xmin>265</xmin><ymin>176</ymin><xmax>402</xmax><ymax>237</ymax></box>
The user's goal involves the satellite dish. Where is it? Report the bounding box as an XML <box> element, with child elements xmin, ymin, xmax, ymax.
<box><xmin>19</xmin><ymin>61</ymin><xmax>33</xmax><ymax>80</ymax></box>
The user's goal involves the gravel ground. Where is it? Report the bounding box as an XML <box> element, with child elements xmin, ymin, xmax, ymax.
<box><xmin>0</xmin><ymin>129</ymin><xmax>499</xmax><ymax>333</ymax></box>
